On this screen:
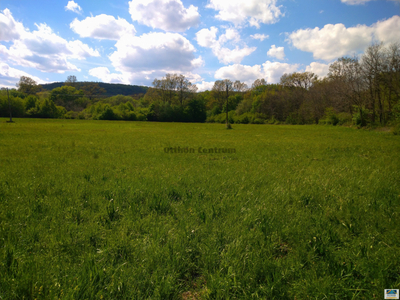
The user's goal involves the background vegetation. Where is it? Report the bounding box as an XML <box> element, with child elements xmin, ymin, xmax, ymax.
<box><xmin>0</xmin><ymin>119</ymin><xmax>399</xmax><ymax>299</ymax></box>
<box><xmin>1</xmin><ymin>43</ymin><xmax>399</xmax><ymax>131</ymax></box>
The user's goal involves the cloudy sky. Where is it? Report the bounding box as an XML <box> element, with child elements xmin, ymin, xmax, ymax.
<box><xmin>0</xmin><ymin>0</ymin><xmax>399</xmax><ymax>91</ymax></box>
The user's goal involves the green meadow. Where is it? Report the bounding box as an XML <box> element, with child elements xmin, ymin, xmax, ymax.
<box><xmin>0</xmin><ymin>118</ymin><xmax>399</xmax><ymax>299</ymax></box>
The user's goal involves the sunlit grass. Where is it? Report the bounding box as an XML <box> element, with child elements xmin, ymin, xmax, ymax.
<box><xmin>0</xmin><ymin>118</ymin><xmax>399</xmax><ymax>299</ymax></box>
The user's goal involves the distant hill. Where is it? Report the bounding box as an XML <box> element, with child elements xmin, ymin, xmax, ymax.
<box><xmin>40</xmin><ymin>82</ymin><xmax>148</xmax><ymax>96</ymax></box>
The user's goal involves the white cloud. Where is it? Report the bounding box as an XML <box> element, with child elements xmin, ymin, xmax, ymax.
<box><xmin>196</xmin><ymin>27</ymin><xmax>256</xmax><ymax>64</ymax></box>
<box><xmin>287</xmin><ymin>15</ymin><xmax>400</xmax><ymax>61</ymax></box>
<box><xmin>0</xmin><ymin>62</ymin><xmax>47</xmax><ymax>88</ymax></box>
<box><xmin>70</xmin><ymin>15</ymin><xmax>136</xmax><ymax>40</ymax></box>
<box><xmin>196</xmin><ymin>27</ymin><xmax>219</xmax><ymax>48</ymax></box>
<box><xmin>110</xmin><ymin>32</ymin><xmax>199</xmax><ymax>73</ymax></box>
<box><xmin>65</xmin><ymin>1</ymin><xmax>82</xmax><ymax>14</ymax></box>
<box><xmin>218</xmin><ymin>28</ymin><xmax>241</xmax><ymax>44</ymax></box>
<box><xmin>267</xmin><ymin>45</ymin><xmax>285</xmax><ymax>60</ymax></box>
<box><xmin>373</xmin><ymin>16</ymin><xmax>400</xmax><ymax>45</ymax></box>
<box><xmin>214</xmin><ymin>61</ymin><xmax>299</xmax><ymax>85</ymax></box>
<box><xmin>250</xmin><ymin>34</ymin><xmax>269</xmax><ymax>41</ymax></box>
<box><xmin>215</xmin><ymin>46</ymin><xmax>257</xmax><ymax>64</ymax></box>
<box><xmin>341</xmin><ymin>0</ymin><xmax>400</xmax><ymax>4</ymax></box>
<box><xmin>262</xmin><ymin>61</ymin><xmax>299</xmax><ymax>83</ymax></box>
<box><xmin>0</xmin><ymin>9</ymin><xmax>25</xmax><ymax>41</ymax></box>
<box><xmin>0</xmin><ymin>10</ymin><xmax>99</xmax><ymax>73</ymax></box>
<box><xmin>89</xmin><ymin>67</ymin><xmax>130</xmax><ymax>84</ymax></box>
<box><xmin>129</xmin><ymin>0</ymin><xmax>200</xmax><ymax>32</ymax></box>
<box><xmin>341</xmin><ymin>0</ymin><xmax>371</xmax><ymax>4</ymax></box>
<box><xmin>196</xmin><ymin>81</ymin><xmax>215</xmax><ymax>92</ymax></box>
<box><xmin>206</xmin><ymin>0</ymin><xmax>283</xmax><ymax>28</ymax></box>
<box><xmin>305</xmin><ymin>62</ymin><xmax>330</xmax><ymax>78</ymax></box>
<box><xmin>215</xmin><ymin>64</ymin><xmax>263</xmax><ymax>85</ymax></box>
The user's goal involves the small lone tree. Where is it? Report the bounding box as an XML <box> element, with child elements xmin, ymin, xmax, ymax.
<box><xmin>212</xmin><ymin>79</ymin><xmax>234</xmax><ymax>129</ymax></box>
<box><xmin>65</xmin><ymin>75</ymin><xmax>77</xmax><ymax>87</ymax></box>
<box><xmin>16</xmin><ymin>76</ymin><xmax>39</xmax><ymax>95</ymax></box>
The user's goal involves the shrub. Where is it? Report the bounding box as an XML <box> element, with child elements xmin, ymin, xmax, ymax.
<box><xmin>285</xmin><ymin>112</ymin><xmax>302</xmax><ymax>125</ymax></box>
<box><xmin>392</xmin><ymin>123</ymin><xmax>400</xmax><ymax>135</ymax></box>
<box><xmin>337</xmin><ymin>112</ymin><xmax>352</xmax><ymax>125</ymax></box>
<box><xmin>97</xmin><ymin>105</ymin><xmax>117</xmax><ymax>120</ymax></box>
<box><xmin>352</xmin><ymin>106</ymin><xmax>370</xmax><ymax>127</ymax></box>
<box><xmin>64</xmin><ymin>111</ymin><xmax>78</xmax><ymax>119</ymax></box>
<box><xmin>252</xmin><ymin>118</ymin><xmax>265</xmax><ymax>124</ymax></box>
<box><xmin>320</xmin><ymin>107</ymin><xmax>339</xmax><ymax>126</ymax></box>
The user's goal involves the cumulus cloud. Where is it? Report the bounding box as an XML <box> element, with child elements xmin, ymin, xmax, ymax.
<box><xmin>287</xmin><ymin>15</ymin><xmax>400</xmax><ymax>61</ymax></box>
<box><xmin>206</xmin><ymin>0</ymin><xmax>283</xmax><ymax>28</ymax></box>
<box><xmin>305</xmin><ymin>62</ymin><xmax>330</xmax><ymax>78</ymax></box>
<box><xmin>196</xmin><ymin>27</ymin><xmax>219</xmax><ymax>48</ymax></box>
<box><xmin>0</xmin><ymin>9</ymin><xmax>25</xmax><ymax>41</ymax></box>
<box><xmin>250</xmin><ymin>34</ymin><xmax>269</xmax><ymax>41</ymax></box>
<box><xmin>0</xmin><ymin>62</ymin><xmax>47</xmax><ymax>88</ymax></box>
<box><xmin>196</xmin><ymin>81</ymin><xmax>215</xmax><ymax>92</ymax></box>
<box><xmin>0</xmin><ymin>9</ymin><xmax>99</xmax><ymax>73</ymax></box>
<box><xmin>373</xmin><ymin>16</ymin><xmax>400</xmax><ymax>44</ymax></box>
<box><xmin>110</xmin><ymin>32</ymin><xmax>200</xmax><ymax>72</ymax></box>
<box><xmin>70</xmin><ymin>15</ymin><xmax>136</xmax><ymax>40</ymax></box>
<box><xmin>129</xmin><ymin>0</ymin><xmax>200</xmax><ymax>32</ymax></box>
<box><xmin>214</xmin><ymin>61</ymin><xmax>299</xmax><ymax>85</ymax></box>
<box><xmin>196</xmin><ymin>27</ymin><xmax>256</xmax><ymax>64</ymax></box>
<box><xmin>341</xmin><ymin>0</ymin><xmax>371</xmax><ymax>4</ymax></box>
<box><xmin>89</xmin><ymin>67</ymin><xmax>130</xmax><ymax>84</ymax></box>
<box><xmin>65</xmin><ymin>1</ymin><xmax>82</xmax><ymax>14</ymax></box>
<box><xmin>341</xmin><ymin>0</ymin><xmax>400</xmax><ymax>4</ymax></box>
<box><xmin>267</xmin><ymin>45</ymin><xmax>285</xmax><ymax>60</ymax></box>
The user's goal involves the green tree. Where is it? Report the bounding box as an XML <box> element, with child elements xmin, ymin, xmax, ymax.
<box><xmin>81</xmin><ymin>83</ymin><xmax>106</xmax><ymax>101</ymax></box>
<box><xmin>16</xmin><ymin>76</ymin><xmax>40</xmax><ymax>95</ymax></box>
<box><xmin>25</xmin><ymin>95</ymin><xmax>38</xmax><ymax>111</ymax></box>
<box><xmin>40</xmin><ymin>99</ymin><xmax>59</xmax><ymax>118</ymax></box>
<box><xmin>50</xmin><ymin>86</ymin><xmax>85</xmax><ymax>111</ymax></box>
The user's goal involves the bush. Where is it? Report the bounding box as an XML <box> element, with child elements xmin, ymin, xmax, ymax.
<box><xmin>352</xmin><ymin>106</ymin><xmax>370</xmax><ymax>127</ymax></box>
<box><xmin>206</xmin><ymin>115</ymin><xmax>216</xmax><ymax>123</ymax></box>
<box><xmin>65</xmin><ymin>111</ymin><xmax>78</xmax><ymax>119</ymax></box>
<box><xmin>392</xmin><ymin>123</ymin><xmax>400</xmax><ymax>135</ymax></box>
<box><xmin>337</xmin><ymin>112</ymin><xmax>352</xmax><ymax>125</ymax></box>
<box><xmin>320</xmin><ymin>107</ymin><xmax>339</xmax><ymax>126</ymax></box>
<box><xmin>285</xmin><ymin>112</ymin><xmax>302</xmax><ymax>125</ymax></box>
<box><xmin>237</xmin><ymin>114</ymin><xmax>250</xmax><ymax>124</ymax></box>
<box><xmin>98</xmin><ymin>105</ymin><xmax>117</xmax><ymax>120</ymax></box>
<box><xmin>267</xmin><ymin>116</ymin><xmax>279</xmax><ymax>124</ymax></box>
<box><xmin>252</xmin><ymin>118</ymin><xmax>265</xmax><ymax>124</ymax></box>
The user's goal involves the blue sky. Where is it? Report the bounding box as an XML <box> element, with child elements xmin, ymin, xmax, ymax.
<box><xmin>0</xmin><ymin>0</ymin><xmax>399</xmax><ymax>91</ymax></box>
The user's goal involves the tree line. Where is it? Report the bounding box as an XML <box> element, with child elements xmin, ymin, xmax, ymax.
<box><xmin>1</xmin><ymin>42</ymin><xmax>399</xmax><ymax>131</ymax></box>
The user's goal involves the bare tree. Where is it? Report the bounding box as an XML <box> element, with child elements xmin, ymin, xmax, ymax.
<box><xmin>280</xmin><ymin>72</ymin><xmax>317</xmax><ymax>90</ymax></box>
<box><xmin>251</xmin><ymin>78</ymin><xmax>267</xmax><ymax>90</ymax></box>
<box><xmin>361</xmin><ymin>43</ymin><xmax>385</xmax><ymax>123</ymax></box>
<box><xmin>328</xmin><ymin>56</ymin><xmax>368</xmax><ymax>123</ymax></box>
<box><xmin>176</xmin><ymin>74</ymin><xmax>198</xmax><ymax>106</ymax></box>
<box><xmin>152</xmin><ymin>74</ymin><xmax>197</xmax><ymax>105</ymax></box>
<box><xmin>212</xmin><ymin>79</ymin><xmax>234</xmax><ymax>129</ymax></box>
<box><xmin>152</xmin><ymin>78</ymin><xmax>168</xmax><ymax>102</ymax></box>
<box><xmin>233</xmin><ymin>80</ymin><xmax>248</xmax><ymax>92</ymax></box>
<box><xmin>65</xmin><ymin>75</ymin><xmax>77</xmax><ymax>87</ymax></box>
<box><xmin>381</xmin><ymin>43</ymin><xmax>400</xmax><ymax>116</ymax></box>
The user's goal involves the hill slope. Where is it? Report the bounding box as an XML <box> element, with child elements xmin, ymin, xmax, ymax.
<box><xmin>40</xmin><ymin>82</ymin><xmax>148</xmax><ymax>96</ymax></box>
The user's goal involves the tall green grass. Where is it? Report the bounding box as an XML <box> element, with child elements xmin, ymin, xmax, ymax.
<box><xmin>0</xmin><ymin>118</ymin><xmax>399</xmax><ymax>299</ymax></box>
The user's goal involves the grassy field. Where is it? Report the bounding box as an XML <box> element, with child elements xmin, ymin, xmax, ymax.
<box><xmin>0</xmin><ymin>118</ymin><xmax>399</xmax><ymax>299</ymax></box>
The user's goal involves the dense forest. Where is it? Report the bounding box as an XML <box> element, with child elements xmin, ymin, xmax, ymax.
<box><xmin>40</xmin><ymin>81</ymin><xmax>148</xmax><ymax>97</ymax></box>
<box><xmin>1</xmin><ymin>43</ymin><xmax>399</xmax><ymax>133</ymax></box>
